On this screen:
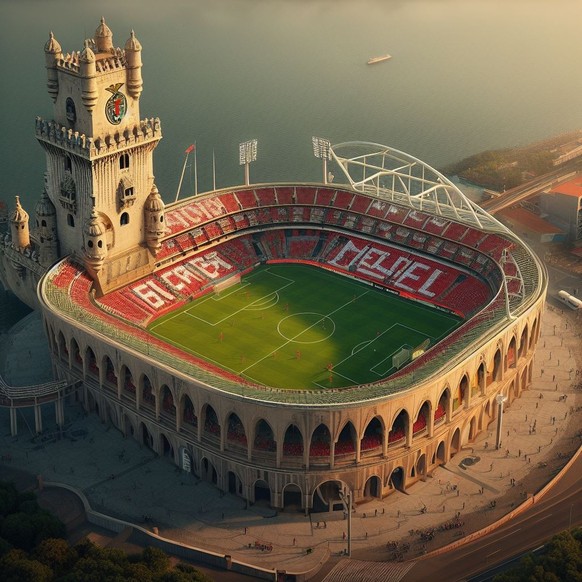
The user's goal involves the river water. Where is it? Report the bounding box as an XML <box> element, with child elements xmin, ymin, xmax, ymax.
<box><xmin>0</xmin><ymin>0</ymin><xmax>580</xmax><ymax>326</ymax></box>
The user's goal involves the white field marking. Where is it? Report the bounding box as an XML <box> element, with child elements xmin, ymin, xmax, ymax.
<box><xmin>184</xmin><ymin>277</ymin><xmax>294</xmax><ymax>326</ymax></box>
<box><xmin>246</xmin><ymin>292</ymin><xmax>279</xmax><ymax>310</ymax></box>
<box><xmin>239</xmin><ymin>290</ymin><xmax>370</xmax><ymax>375</ymax></box>
<box><xmin>333</xmin><ymin>323</ymin><xmax>399</xmax><ymax>369</ymax></box>
<box><xmin>276</xmin><ymin>313</ymin><xmax>336</xmax><ymax>344</ymax></box>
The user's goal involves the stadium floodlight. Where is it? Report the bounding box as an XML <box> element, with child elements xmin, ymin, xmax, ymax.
<box><xmin>239</xmin><ymin>139</ymin><xmax>258</xmax><ymax>185</ymax></box>
<box><xmin>495</xmin><ymin>394</ymin><xmax>508</xmax><ymax>450</ymax></box>
<box><xmin>312</xmin><ymin>136</ymin><xmax>332</xmax><ymax>184</ymax></box>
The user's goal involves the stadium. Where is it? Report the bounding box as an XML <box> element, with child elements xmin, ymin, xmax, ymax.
<box><xmin>1</xmin><ymin>20</ymin><xmax>546</xmax><ymax>512</ymax></box>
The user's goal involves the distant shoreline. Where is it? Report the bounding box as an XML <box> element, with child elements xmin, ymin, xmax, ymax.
<box><xmin>441</xmin><ymin>129</ymin><xmax>582</xmax><ymax>191</ymax></box>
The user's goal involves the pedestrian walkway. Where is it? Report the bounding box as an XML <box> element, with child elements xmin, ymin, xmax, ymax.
<box><xmin>0</xmin><ymin>305</ymin><xmax>581</xmax><ymax>579</ymax></box>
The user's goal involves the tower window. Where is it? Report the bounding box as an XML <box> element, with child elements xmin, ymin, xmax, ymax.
<box><xmin>65</xmin><ymin>156</ymin><xmax>72</xmax><ymax>173</ymax></box>
<box><xmin>41</xmin><ymin>219</ymin><xmax>47</xmax><ymax>227</ymax></box>
<box><xmin>65</xmin><ymin>98</ymin><xmax>76</xmax><ymax>124</ymax></box>
<box><xmin>120</xmin><ymin>212</ymin><xmax>130</xmax><ymax>226</ymax></box>
<box><xmin>120</xmin><ymin>153</ymin><xmax>130</xmax><ymax>170</ymax></box>
<box><xmin>88</xmin><ymin>240</ymin><xmax>94</xmax><ymax>248</ymax></box>
<box><xmin>67</xmin><ymin>214</ymin><xmax>75</xmax><ymax>227</ymax></box>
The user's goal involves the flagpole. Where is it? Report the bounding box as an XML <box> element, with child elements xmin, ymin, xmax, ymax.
<box><xmin>175</xmin><ymin>151</ymin><xmax>190</xmax><ymax>202</ymax></box>
<box><xmin>176</xmin><ymin>144</ymin><xmax>195</xmax><ymax>202</ymax></box>
<box><xmin>194</xmin><ymin>141</ymin><xmax>198</xmax><ymax>196</ymax></box>
<box><xmin>212</xmin><ymin>149</ymin><xmax>216</xmax><ymax>191</ymax></box>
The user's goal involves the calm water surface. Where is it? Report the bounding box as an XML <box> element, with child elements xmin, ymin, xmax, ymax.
<box><xmin>1</xmin><ymin>0</ymin><xmax>581</xmax><ymax>208</ymax></box>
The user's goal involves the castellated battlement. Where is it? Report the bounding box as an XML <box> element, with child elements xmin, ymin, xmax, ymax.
<box><xmin>55</xmin><ymin>44</ymin><xmax>127</xmax><ymax>75</ymax></box>
<box><xmin>35</xmin><ymin>116</ymin><xmax>162</xmax><ymax>159</ymax></box>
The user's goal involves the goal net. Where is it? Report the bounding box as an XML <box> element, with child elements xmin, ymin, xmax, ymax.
<box><xmin>214</xmin><ymin>273</ymin><xmax>241</xmax><ymax>294</ymax></box>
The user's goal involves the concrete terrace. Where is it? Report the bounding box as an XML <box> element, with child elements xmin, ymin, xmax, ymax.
<box><xmin>1</xmin><ymin>304</ymin><xmax>581</xmax><ymax>581</ymax></box>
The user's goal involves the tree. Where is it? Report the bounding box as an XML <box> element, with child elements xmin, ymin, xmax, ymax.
<box><xmin>0</xmin><ymin>548</ymin><xmax>53</xmax><ymax>582</ymax></box>
<box><xmin>34</xmin><ymin>537</ymin><xmax>76</xmax><ymax>577</ymax></box>
<box><xmin>141</xmin><ymin>546</ymin><xmax>171</xmax><ymax>574</ymax></box>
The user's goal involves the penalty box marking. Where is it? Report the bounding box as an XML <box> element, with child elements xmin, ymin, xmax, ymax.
<box><xmin>181</xmin><ymin>271</ymin><xmax>295</xmax><ymax>327</ymax></box>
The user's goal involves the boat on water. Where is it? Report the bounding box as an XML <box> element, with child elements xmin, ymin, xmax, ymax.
<box><xmin>367</xmin><ymin>54</ymin><xmax>391</xmax><ymax>65</ymax></box>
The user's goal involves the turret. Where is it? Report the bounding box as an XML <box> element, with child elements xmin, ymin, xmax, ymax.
<box><xmin>35</xmin><ymin>179</ymin><xmax>59</xmax><ymax>267</ymax></box>
<box><xmin>144</xmin><ymin>184</ymin><xmax>166</xmax><ymax>254</ymax></box>
<box><xmin>44</xmin><ymin>31</ymin><xmax>62</xmax><ymax>102</ymax></box>
<box><xmin>124</xmin><ymin>30</ymin><xmax>143</xmax><ymax>100</ymax></box>
<box><xmin>94</xmin><ymin>17</ymin><xmax>114</xmax><ymax>53</ymax></box>
<box><xmin>83</xmin><ymin>209</ymin><xmax>108</xmax><ymax>279</ymax></box>
<box><xmin>10</xmin><ymin>196</ymin><xmax>31</xmax><ymax>251</ymax></box>
<box><xmin>79</xmin><ymin>40</ymin><xmax>98</xmax><ymax>113</ymax></box>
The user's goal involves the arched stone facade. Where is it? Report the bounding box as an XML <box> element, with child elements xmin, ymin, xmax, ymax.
<box><xmin>43</xmin><ymin>295</ymin><xmax>544</xmax><ymax>511</ymax></box>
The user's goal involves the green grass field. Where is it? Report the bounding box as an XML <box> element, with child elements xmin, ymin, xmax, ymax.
<box><xmin>149</xmin><ymin>265</ymin><xmax>461</xmax><ymax>389</ymax></box>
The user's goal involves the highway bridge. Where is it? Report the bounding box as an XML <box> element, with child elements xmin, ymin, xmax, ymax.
<box><xmin>480</xmin><ymin>159</ymin><xmax>581</xmax><ymax>215</ymax></box>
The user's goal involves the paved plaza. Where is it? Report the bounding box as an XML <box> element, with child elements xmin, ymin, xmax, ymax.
<box><xmin>1</xmin><ymin>304</ymin><xmax>581</xmax><ymax>580</ymax></box>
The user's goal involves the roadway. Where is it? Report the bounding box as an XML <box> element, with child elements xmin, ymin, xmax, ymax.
<box><xmin>479</xmin><ymin>158</ymin><xmax>581</xmax><ymax>214</ymax></box>
<box><xmin>402</xmin><ymin>451</ymin><xmax>582</xmax><ymax>582</ymax></box>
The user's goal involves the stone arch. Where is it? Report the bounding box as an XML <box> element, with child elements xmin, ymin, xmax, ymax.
<box><xmin>477</xmin><ymin>361</ymin><xmax>486</xmax><ymax>394</ymax></box>
<box><xmin>469</xmin><ymin>415</ymin><xmax>477</xmax><ymax>441</ymax></box>
<box><xmin>85</xmin><ymin>346</ymin><xmax>98</xmax><ymax>377</ymax></box>
<box><xmin>123</xmin><ymin>412</ymin><xmax>136</xmax><ymax>439</ymax></box>
<box><xmin>160</xmin><ymin>384</ymin><xmax>175</xmax><ymax>416</ymax></box>
<box><xmin>435</xmin><ymin>388</ymin><xmax>450</xmax><ymax>425</ymax></box>
<box><xmin>413</xmin><ymin>401</ymin><xmax>430</xmax><ymax>437</ymax></box>
<box><xmin>388</xmin><ymin>466</ymin><xmax>405</xmax><ymax>492</ymax></box>
<box><xmin>140</xmin><ymin>373</ymin><xmax>155</xmax><ymax>408</ymax></box>
<box><xmin>140</xmin><ymin>422</ymin><xmax>154</xmax><ymax>450</ymax></box>
<box><xmin>416</xmin><ymin>453</ymin><xmax>427</xmax><ymax>478</ymax></box>
<box><xmin>253</xmin><ymin>479</ymin><xmax>271</xmax><ymax>505</ymax></box>
<box><xmin>436</xmin><ymin>440</ymin><xmax>446</xmax><ymax>464</ymax></box>
<box><xmin>181</xmin><ymin>394</ymin><xmax>198</xmax><ymax>431</ymax></box>
<box><xmin>450</xmin><ymin>427</ymin><xmax>461</xmax><ymax>455</ymax></box>
<box><xmin>388</xmin><ymin>409</ymin><xmax>409</xmax><ymax>446</ymax></box>
<box><xmin>283</xmin><ymin>424</ymin><xmax>304</xmax><ymax>457</ymax></box>
<box><xmin>335</xmin><ymin>421</ymin><xmax>357</xmax><ymax>456</ymax></box>
<box><xmin>71</xmin><ymin>338</ymin><xmax>81</xmax><ymax>368</ymax></box>
<box><xmin>506</xmin><ymin>336</ymin><xmax>517</xmax><ymax>370</ymax></box>
<box><xmin>364</xmin><ymin>475</ymin><xmax>382</xmax><ymax>498</ymax></box>
<box><xmin>457</xmin><ymin>374</ymin><xmax>469</xmax><ymax>410</ymax></box>
<box><xmin>310</xmin><ymin>424</ymin><xmax>331</xmax><ymax>458</ymax></box>
<box><xmin>312</xmin><ymin>479</ymin><xmax>345</xmax><ymax>513</ymax></box>
<box><xmin>492</xmin><ymin>347</ymin><xmax>502</xmax><ymax>381</ymax></box>
<box><xmin>253</xmin><ymin>419</ymin><xmax>276</xmax><ymax>453</ymax></box>
<box><xmin>361</xmin><ymin>416</ymin><xmax>384</xmax><ymax>454</ymax></box>
<box><xmin>529</xmin><ymin>318</ymin><xmax>538</xmax><ymax>349</ymax></box>
<box><xmin>227</xmin><ymin>470</ymin><xmax>243</xmax><ymax>496</ymax></box>
<box><xmin>160</xmin><ymin>432</ymin><xmax>174</xmax><ymax>458</ymax></box>
<box><xmin>202</xmin><ymin>404</ymin><xmax>220</xmax><ymax>439</ymax></box>
<box><xmin>518</xmin><ymin>325</ymin><xmax>528</xmax><ymax>359</ymax></box>
<box><xmin>200</xmin><ymin>457</ymin><xmax>218</xmax><ymax>484</ymax></box>
<box><xmin>57</xmin><ymin>331</ymin><xmax>68</xmax><ymax>360</ymax></box>
<box><xmin>282</xmin><ymin>482</ymin><xmax>303</xmax><ymax>511</ymax></box>
<box><xmin>226</xmin><ymin>412</ymin><xmax>247</xmax><ymax>448</ymax></box>
<box><xmin>121</xmin><ymin>364</ymin><xmax>135</xmax><ymax>395</ymax></box>
<box><xmin>103</xmin><ymin>355</ymin><xmax>117</xmax><ymax>386</ymax></box>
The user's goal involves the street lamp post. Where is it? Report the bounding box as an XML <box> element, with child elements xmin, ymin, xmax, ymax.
<box><xmin>312</xmin><ymin>137</ymin><xmax>332</xmax><ymax>184</ymax></box>
<box><xmin>239</xmin><ymin>139</ymin><xmax>258</xmax><ymax>186</ymax></box>
<box><xmin>495</xmin><ymin>394</ymin><xmax>507</xmax><ymax>450</ymax></box>
<box><xmin>339</xmin><ymin>486</ymin><xmax>352</xmax><ymax>557</ymax></box>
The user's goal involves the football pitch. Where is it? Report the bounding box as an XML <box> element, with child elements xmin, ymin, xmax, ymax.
<box><xmin>149</xmin><ymin>265</ymin><xmax>461</xmax><ymax>390</ymax></box>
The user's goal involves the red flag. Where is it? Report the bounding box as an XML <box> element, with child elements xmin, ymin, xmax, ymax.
<box><xmin>185</xmin><ymin>144</ymin><xmax>195</xmax><ymax>154</ymax></box>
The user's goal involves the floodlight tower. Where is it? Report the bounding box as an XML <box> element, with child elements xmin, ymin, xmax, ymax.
<box><xmin>239</xmin><ymin>139</ymin><xmax>258</xmax><ymax>186</ymax></box>
<box><xmin>312</xmin><ymin>136</ymin><xmax>331</xmax><ymax>184</ymax></box>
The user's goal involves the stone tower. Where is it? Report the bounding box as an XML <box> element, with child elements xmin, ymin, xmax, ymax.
<box><xmin>37</xmin><ymin>18</ymin><xmax>163</xmax><ymax>293</ymax></box>
<box><xmin>34</xmin><ymin>175</ymin><xmax>60</xmax><ymax>268</ymax></box>
<box><xmin>9</xmin><ymin>196</ymin><xmax>31</xmax><ymax>252</ymax></box>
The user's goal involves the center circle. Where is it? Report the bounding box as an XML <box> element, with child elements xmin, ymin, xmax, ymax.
<box><xmin>277</xmin><ymin>312</ymin><xmax>335</xmax><ymax>344</ymax></box>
